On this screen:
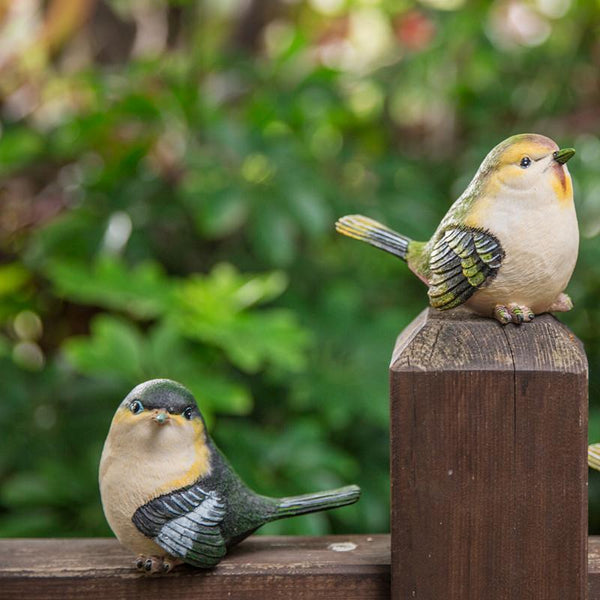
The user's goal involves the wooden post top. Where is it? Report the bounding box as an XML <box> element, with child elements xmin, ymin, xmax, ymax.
<box><xmin>391</xmin><ymin>308</ymin><xmax>588</xmax><ymax>375</ymax></box>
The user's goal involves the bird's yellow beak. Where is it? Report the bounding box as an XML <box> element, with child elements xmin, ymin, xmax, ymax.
<box><xmin>153</xmin><ymin>410</ymin><xmax>170</xmax><ymax>425</ymax></box>
<box><xmin>553</xmin><ymin>148</ymin><xmax>575</xmax><ymax>164</ymax></box>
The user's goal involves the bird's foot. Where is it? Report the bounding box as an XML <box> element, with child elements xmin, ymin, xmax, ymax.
<box><xmin>547</xmin><ymin>293</ymin><xmax>573</xmax><ymax>313</ymax></box>
<box><xmin>135</xmin><ymin>554</ymin><xmax>182</xmax><ymax>575</ymax></box>
<box><xmin>507</xmin><ymin>303</ymin><xmax>535</xmax><ymax>324</ymax></box>
<box><xmin>494</xmin><ymin>305</ymin><xmax>512</xmax><ymax>324</ymax></box>
<box><xmin>494</xmin><ymin>304</ymin><xmax>535</xmax><ymax>325</ymax></box>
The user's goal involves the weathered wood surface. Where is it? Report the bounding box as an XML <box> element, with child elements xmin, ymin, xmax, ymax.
<box><xmin>6</xmin><ymin>536</ymin><xmax>600</xmax><ymax>598</ymax></box>
<box><xmin>0</xmin><ymin>535</ymin><xmax>390</xmax><ymax>599</ymax></box>
<box><xmin>390</xmin><ymin>308</ymin><xmax>589</xmax><ymax>600</ymax></box>
<box><xmin>589</xmin><ymin>537</ymin><xmax>600</xmax><ymax>598</ymax></box>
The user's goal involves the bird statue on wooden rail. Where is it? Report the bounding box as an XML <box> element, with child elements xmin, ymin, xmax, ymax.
<box><xmin>99</xmin><ymin>379</ymin><xmax>360</xmax><ymax>574</ymax></box>
<box><xmin>336</xmin><ymin>134</ymin><xmax>578</xmax><ymax>325</ymax></box>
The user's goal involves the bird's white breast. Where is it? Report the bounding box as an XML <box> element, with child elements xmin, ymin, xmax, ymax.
<box><xmin>99</xmin><ymin>413</ymin><xmax>207</xmax><ymax>557</ymax></box>
<box><xmin>465</xmin><ymin>183</ymin><xmax>578</xmax><ymax>315</ymax></box>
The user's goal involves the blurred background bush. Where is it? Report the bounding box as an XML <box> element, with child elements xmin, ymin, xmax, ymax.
<box><xmin>1</xmin><ymin>0</ymin><xmax>600</xmax><ymax>538</ymax></box>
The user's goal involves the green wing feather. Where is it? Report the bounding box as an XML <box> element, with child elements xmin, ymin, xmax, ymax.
<box><xmin>427</xmin><ymin>227</ymin><xmax>504</xmax><ymax>310</ymax></box>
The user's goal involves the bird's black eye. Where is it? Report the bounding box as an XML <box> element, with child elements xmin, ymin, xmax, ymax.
<box><xmin>183</xmin><ymin>406</ymin><xmax>194</xmax><ymax>420</ymax></box>
<box><xmin>520</xmin><ymin>156</ymin><xmax>531</xmax><ymax>168</ymax></box>
<box><xmin>129</xmin><ymin>400</ymin><xmax>144</xmax><ymax>415</ymax></box>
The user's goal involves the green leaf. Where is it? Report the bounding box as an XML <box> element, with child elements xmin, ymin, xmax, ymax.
<box><xmin>224</xmin><ymin>311</ymin><xmax>309</xmax><ymax>372</ymax></box>
<box><xmin>63</xmin><ymin>315</ymin><xmax>145</xmax><ymax>382</ymax></box>
<box><xmin>46</xmin><ymin>256</ymin><xmax>173</xmax><ymax>318</ymax></box>
<box><xmin>176</xmin><ymin>307</ymin><xmax>309</xmax><ymax>373</ymax></box>
<box><xmin>175</xmin><ymin>263</ymin><xmax>288</xmax><ymax>315</ymax></box>
<box><xmin>172</xmin><ymin>264</ymin><xmax>309</xmax><ymax>372</ymax></box>
<box><xmin>0</xmin><ymin>263</ymin><xmax>30</xmax><ymax>296</ymax></box>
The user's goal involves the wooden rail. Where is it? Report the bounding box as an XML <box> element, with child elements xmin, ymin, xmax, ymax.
<box><xmin>0</xmin><ymin>535</ymin><xmax>389</xmax><ymax>599</ymax></box>
<box><xmin>0</xmin><ymin>309</ymin><xmax>592</xmax><ymax>599</ymax></box>
<box><xmin>5</xmin><ymin>536</ymin><xmax>600</xmax><ymax>598</ymax></box>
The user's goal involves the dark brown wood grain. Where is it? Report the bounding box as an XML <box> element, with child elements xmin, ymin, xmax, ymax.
<box><xmin>6</xmin><ymin>536</ymin><xmax>600</xmax><ymax>598</ymax></box>
<box><xmin>390</xmin><ymin>308</ymin><xmax>589</xmax><ymax>600</ymax></box>
<box><xmin>0</xmin><ymin>535</ymin><xmax>390</xmax><ymax>600</ymax></box>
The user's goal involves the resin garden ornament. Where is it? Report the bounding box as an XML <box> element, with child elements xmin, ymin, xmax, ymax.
<box><xmin>99</xmin><ymin>379</ymin><xmax>361</xmax><ymax>574</ymax></box>
<box><xmin>336</xmin><ymin>134</ymin><xmax>578</xmax><ymax>325</ymax></box>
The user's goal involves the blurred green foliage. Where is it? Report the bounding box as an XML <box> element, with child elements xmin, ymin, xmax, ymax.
<box><xmin>1</xmin><ymin>0</ymin><xmax>600</xmax><ymax>538</ymax></box>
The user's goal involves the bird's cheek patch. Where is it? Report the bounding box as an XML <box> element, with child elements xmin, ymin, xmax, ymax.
<box><xmin>112</xmin><ymin>410</ymin><xmax>163</xmax><ymax>432</ymax></box>
<box><xmin>490</xmin><ymin>166</ymin><xmax>520</xmax><ymax>194</ymax></box>
<box><xmin>167</xmin><ymin>414</ymin><xmax>203</xmax><ymax>432</ymax></box>
<box><xmin>112</xmin><ymin>408</ymin><xmax>137</xmax><ymax>427</ymax></box>
<box><xmin>498</xmin><ymin>165</ymin><xmax>526</xmax><ymax>186</ymax></box>
<box><xmin>192</xmin><ymin>419</ymin><xmax>206</xmax><ymax>437</ymax></box>
<box><xmin>551</xmin><ymin>166</ymin><xmax>573</xmax><ymax>205</ymax></box>
<box><xmin>155</xmin><ymin>424</ymin><xmax>211</xmax><ymax>495</ymax></box>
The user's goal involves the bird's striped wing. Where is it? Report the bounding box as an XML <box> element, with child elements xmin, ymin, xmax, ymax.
<box><xmin>132</xmin><ymin>483</ymin><xmax>227</xmax><ymax>568</ymax></box>
<box><xmin>427</xmin><ymin>227</ymin><xmax>504</xmax><ymax>310</ymax></box>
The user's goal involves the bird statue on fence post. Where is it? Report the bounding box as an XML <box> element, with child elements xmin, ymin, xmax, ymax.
<box><xmin>336</xmin><ymin>134</ymin><xmax>578</xmax><ymax>325</ymax></box>
<box><xmin>99</xmin><ymin>379</ymin><xmax>361</xmax><ymax>574</ymax></box>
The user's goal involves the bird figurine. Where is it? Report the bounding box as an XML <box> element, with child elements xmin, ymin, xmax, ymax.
<box><xmin>336</xmin><ymin>133</ymin><xmax>578</xmax><ymax>324</ymax></box>
<box><xmin>589</xmin><ymin>444</ymin><xmax>600</xmax><ymax>471</ymax></box>
<box><xmin>99</xmin><ymin>379</ymin><xmax>361</xmax><ymax>574</ymax></box>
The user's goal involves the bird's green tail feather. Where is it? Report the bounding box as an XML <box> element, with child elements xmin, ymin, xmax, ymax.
<box><xmin>589</xmin><ymin>444</ymin><xmax>600</xmax><ymax>471</ymax></box>
<box><xmin>335</xmin><ymin>214</ymin><xmax>411</xmax><ymax>261</ymax></box>
<box><xmin>273</xmin><ymin>485</ymin><xmax>360</xmax><ymax>520</ymax></box>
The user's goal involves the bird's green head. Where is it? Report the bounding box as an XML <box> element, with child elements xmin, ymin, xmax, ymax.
<box><xmin>118</xmin><ymin>379</ymin><xmax>204</xmax><ymax>425</ymax></box>
<box><xmin>120</xmin><ymin>379</ymin><xmax>203</xmax><ymax>425</ymax></box>
<box><xmin>470</xmin><ymin>133</ymin><xmax>574</xmax><ymax>203</ymax></box>
<box><xmin>107</xmin><ymin>380</ymin><xmax>213</xmax><ymax>484</ymax></box>
<box><xmin>109</xmin><ymin>379</ymin><xmax>209</xmax><ymax>448</ymax></box>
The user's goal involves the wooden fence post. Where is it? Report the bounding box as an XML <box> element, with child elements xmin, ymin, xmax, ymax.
<box><xmin>390</xmin><ymin>308</ymin><xmax>588</xmax><ymax>600</ymax></box>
